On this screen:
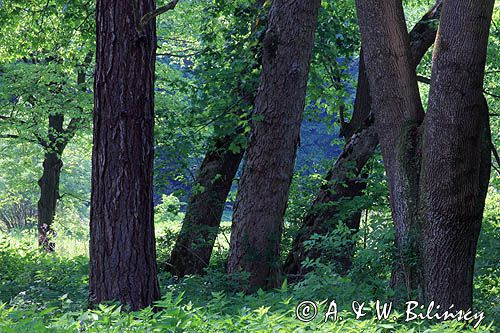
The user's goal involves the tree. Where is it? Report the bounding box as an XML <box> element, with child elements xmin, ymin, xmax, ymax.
<box><xmin>0</xmin><ymin>1</ymin><xmax>94</xmax><ymax>251</ymax></box>
<box><xmin>89</xmin><ymin>0</ymin><xmax>178</xmax><ymax>310</ymax></box>
<box><xmin>167</xmin><ymin>0</ymin><xmax>266</xmax><ymax>277</ymax></box>
<box><xmin>419</xmin><ymin>0</ymin><xmax>494</xmax><ymax>309</ymax></box>
<box><xmin>167</xmin><ymin>134</ymin><xmax>244</xmax><ymax>276</ymax></box>
<box><xmin>284</xmin><ymin>0</ymin><xmax>443</xmax><ymax>278</ymax></box>
<box><xmin>0</xmin><ymin>61</ymin><xmax>91</xmax><ymax>250</ymax></box>
<box><xmin>355</xmin><ymin>0</ymin><xmax>494</xmax><ymax>308</ymax></box>
<box><xmin>227</xmin><ymin>0</ymin><xmax>321</xmax><ymax>290</ymax></box>
<box><xmin>36</xmin><ymin>55</ymin><xmax>92</xmax><ymax>251</ymax></box>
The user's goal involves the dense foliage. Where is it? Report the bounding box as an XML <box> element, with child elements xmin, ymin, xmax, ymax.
<box><xmin>0</xmin><ymin>0</ymin><xmax>498</xmax><ymax>331</ymax></box>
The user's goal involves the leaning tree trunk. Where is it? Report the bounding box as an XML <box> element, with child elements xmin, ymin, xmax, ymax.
<box><xmin>356</xmin><ymin>0</ymin><xmax>426</xmax><ymax>298</ymax></box>
<box><xmin>227</xmin><ymin>0</ymin><xmax>321</xmax><ymax>290</ymax></box>
<box><xmin>37</xmin><ymin>114</ymin><xmax>65</xmax><ymax>251</ymax></box>
<box><xmin>284</xmin><ymin>0</ymin><xmax>443</xmax><ymax>278</ymax></box>
<box><xmin>283</xmin><ymin>117</ymin><xmax>377</xmax><ymax>276</ymax></box>
<box><xmin>89</xmin><ymin>0</ymin><xmax>160</xmax><ymax>310</ymax></box>
<box><xmin>167</xmin><ymin>136</ymin><xmax>243</xmax><ymax>276</ymax></box>
<box><xmin>167</xmin><ymin>0</ymin><xmax>266</xmax><ymax>277</ymax></box>
<box><xmin>420</xmin><ymin>0</ymin><xmax>494</xmax><ymax>310</ymax></box>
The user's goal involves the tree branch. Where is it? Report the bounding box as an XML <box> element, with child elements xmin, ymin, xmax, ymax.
<box><xmin>492</xmin><ymin>141</ymin><xmax>500</xmax><ymax>177</ymax></box>
<box><xmin>416</xmin><ymin>75</ymin><xmax>431</xmax><ymax>84</ymax></box>
<box><xmin>484</xmin><ymin>90</ymin><xmax>500</xmax><ymax>99</ymax></box>
<box><xmin>418</xmin><ymin>75</ymin><xmax>500</xmax><ymax>100</ymax></box>
<box><xmin>0</xmin><ymin>134</ymin><xmax>19</xmax><ymax>139</ymax></box>
<box><xmin>139</xmin><ymin>0</ymin><xmax>179</xmax><ymax>31</ymax></box>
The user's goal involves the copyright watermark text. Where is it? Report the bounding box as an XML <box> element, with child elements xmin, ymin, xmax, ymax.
<box><xmin>295</xmin><ymin>300</ymin><xmax>485</xmax><ymax>329</ymax></box>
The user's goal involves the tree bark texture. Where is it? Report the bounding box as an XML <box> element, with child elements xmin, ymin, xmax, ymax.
<box><xmin>227</xmin><ymin>0</ymin><xmax>321</xmax><ymax>290</ymax></box>
<box><xmin>356</xmin><ymin>0</ymin><xmax>493</xmax><ymax>307</ymax></box>
<box><xmin>420</xmin><ymin>0</ymin><xmax>494</xmax><ymax>310</ymax></box>
<box><xmin>356</xmin><ymin>0</ymin><xmax>426</xmax><ymax>296</ymax></box>
<box><xmin>89</xmin><ymin>0</ymin><xmax>160</xmax><ymax>310</ymax></box>
<box><xmin>284</xmin><ymin>0</ymin><xmax>442</xmax><ymax>278</ymax></box>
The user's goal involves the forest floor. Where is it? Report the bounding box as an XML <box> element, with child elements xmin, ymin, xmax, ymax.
<box><xmin>0</xmin><ymin>203</ymin><xmax>498</xmax><ymax>332</ymax></box>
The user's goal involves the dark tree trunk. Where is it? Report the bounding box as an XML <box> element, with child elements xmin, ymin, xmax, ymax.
<box><xmin>37</xmin><ymin>115</ymin><xmax>65</xmax><ymax>252</ymax></box>
<box><xmin>420</xmin><ymin>0</ymin><xmax>494</xmax><ymax>310</ymax></box>
<box><xmin>166</xmin><ymin>0</ymin><xmax>266</xmax><ymax>277</ymax></box>
<box><xmin>167</xmin><ymin>136</ymin><xmax>243</xmax><ymax>276</ymax></box>
<box><xmin>37</xmin><ymin>53</ymin><xmax>91</xmax><ymax>251</ymax></box>
<box><xmin>283</xmin><ymin>117</ymin><xmax>377</xmax><ymax>276</ymax></box>
<box><xmin>356</xmin><ymin>0</ymin><xmax>425</xmax><ymax>297</ymax></box>
<box><xmin>284</xmin><ymin>0</ymin><xmax>442</xmax><ymax>278</ymax></box>
<box><xmin>89</xmin><ymin>0</ymin><xmax>160</xmax><ymax>310</ymax></box>
<box><xmin>227</xmin><ymin>0</ymin><xmax>321</xmax><ymax>290</ymax></box>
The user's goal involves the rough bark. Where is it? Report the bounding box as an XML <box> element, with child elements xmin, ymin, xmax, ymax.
<box><xmin>420</xmin><ymin>0</ymin><xmax>494</xmax><ymax>310</ymax></box>
<box><xmin>167</xmin><ymin>0</ymin><xmax>266</xmax><ymax>277</ymax></box>
<box><xmin>227</xmin><ymin>0</ymin><xmax>321</xmax><ymax>290</ymax></box>
<box><xmin>355</xmin><ymin>0</ymin><xmax>425</xmax><ymax>297</ymax></box>
<box><xmin>89</xmin><ymin>0</ymin><xmax>160</xmax><ymax>310</ymax></box>
<box><xmin>284</xmin><ymin>0</ymin><xmax>442</xmax><ymax>278</ymax></box>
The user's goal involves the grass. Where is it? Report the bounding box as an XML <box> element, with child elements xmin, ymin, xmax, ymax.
<box><xmin>0</xmin><ymin>193</ymin><xmax>498</xmax><ymax>332</ymax></box>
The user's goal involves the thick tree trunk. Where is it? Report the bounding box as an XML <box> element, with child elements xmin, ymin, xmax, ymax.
<box><xmin>284</xmin><ymin>1</ymin><xmax>442</xmax><ymax>278</ymax></box>
<box><xmin>37</xmin><ymin>116</ymin><xmax>64</xmax><ymax>251</ymax></box>
<box><xmin>227</xmin><ymin>0</ymin><xmax>321</xmax><ymax>290</ymax></box>
<box><xmin>167</xmin><ymin>136</ymin><xmax>243</xmax><ymax>276</ymax></box>
<box><xmin>420</xmin><ymin>0</ymin><xmax>494</xmax><ymax>310</ymax></box>
<box><xmin>89</xmin><ymin>0</ymin><xmax>160</xmax><ymax>310</ymax></box>
<box><xmin>356</xmin><ymin>0</ymin><xmax>425</xmax><ymax>297</ymax></box>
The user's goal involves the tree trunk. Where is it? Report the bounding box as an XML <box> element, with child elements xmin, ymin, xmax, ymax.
<box><xmin>420</xmin><ymin>0</ymin><xmax>494</xmax><ymax>310</ymax></box>
<box><xmin>37</xmin><ymin>114</ymin><xmax>64</xmax><ymax>251</ymax></box>
<box><xmin>89</xmin><ymin>0</ymin><xmax>160</xmax><ymax>310</ymax></box>
<box><xmin>284</xmin><ymin>0</ymin><xmax>442</xmax><ymax>278</ymax></box>
<box><xmin>167</xmin><ymin>136</ymin><xmax>243</xmax><ymax>276</ymax></box>
<box><xmin>355</xmin><ymin>0</ymin><xmax>425</xmax><ymax>298</ymax></box>
<box><xmin>166</xmin><ymin>0</ymin><xmax>266</xmax><ymax>278</ymax></box>
<box><xmin>283</xmin><ymin>117</ymin><xmax>377</xmax><ymax>276</ymax></box>
<box><xmin>37</xmin><ymin>53</ymin><xmax>91</xmax><ymax>251</ymax></box>
<box><xmin>227</xmin><ymin>0</ymin><xmax>321</xmax><ymax>290</ymax></box>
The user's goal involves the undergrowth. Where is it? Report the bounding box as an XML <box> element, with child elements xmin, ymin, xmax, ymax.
<box><xmin>0</xmin><ymin>191</ymin><xmax>498</xmax><ymax>332</ymax></box>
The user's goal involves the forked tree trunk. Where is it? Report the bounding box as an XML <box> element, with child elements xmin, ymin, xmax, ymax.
<box><xmin>356</xmin><ymin>0</ymin><xmax>494</xmax><ymax>307</ymax></box>
<box><xmin>227</xmin><ymin>0</ymin><xmax>321</xmax><ymax>290</ymax></box>
<box><xmin>284</xmin><ymin>0</ymin><xmax>443</xmax><ymax>278</ymax></box>
<box><xmin>89</xmin><ymin>0</ymin><xmax>160</xmax><ymax>310</ymax></box>
<box><xmin>420</xmin><ymin>0</ymin><xmax>494</xmax><ymax>310</ymax></box>
<box><xmin>355</xmin><ymin>0</ymin><xmax>425</xmax><ymax>298</ymax></box>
